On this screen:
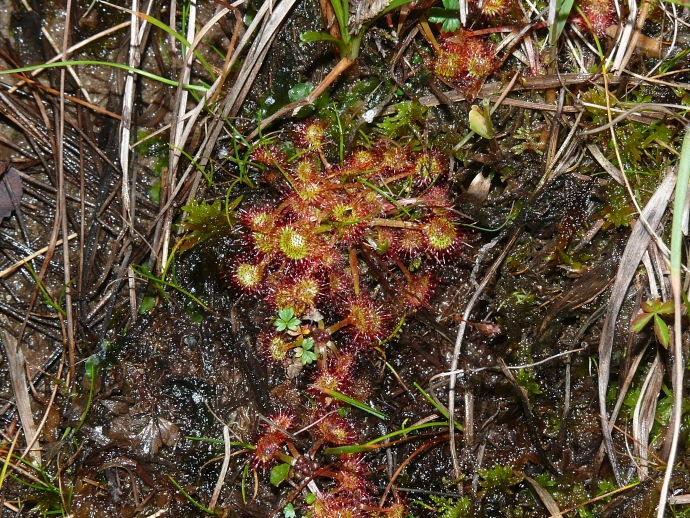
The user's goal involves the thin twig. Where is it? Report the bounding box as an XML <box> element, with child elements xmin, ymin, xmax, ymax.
<box><xmin>58</xmin><ymin>0</ymin><xmax>76</xmax><ymax>388</ymax></box>
<box><xmin>448</xmin><ymin>227</ymin><xmax>521</xmax><ymax>482</ymax></box>
<box><xmin>0</xmin><ymin>233</ymin><xmax>78</xmax><ymax>279</ymax></box>
<box><xmin>208</xmin><ymin>425</ymin><xmax>231</xmax><ymax>510</ymax></box>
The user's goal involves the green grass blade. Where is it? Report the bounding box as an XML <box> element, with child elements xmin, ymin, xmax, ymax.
<box><xmin>131</xmin><ymin>264</ymin><xmax>209</xmax><ymax>311</ymax></box>
<box><xmin>99</xmin><ymin>0</ymin><xmax>216</xmax><ymax>80</ymax></box>
<box><xmin>658</xmin><ymin>127</ymin><xmax>690</xmax><ymax>518</ymax></box>
<box><xmin>328</xmin><ymin>0</ymin><xmax>350</xmax><ymax>44</ymax></box>
<box><xmin>135</xmin><ymin>12</ymin><xmax>216</xmax><ymax>80</ymax></box>
<box><xmin>358</xmin><ymin>179</ymin><xmax>413</xmax><ymax>218</ymax></box>
<box><xmin>0</xmin><ymin>61</ymin><xmax>208</xmax><ymax>92</ymax></box>
<box><xmin>414</xmin><ymin>382</ymin><xmax>463</xmax><ymax>430</ymax></box>
<box><xmin>550</xmin><ymin>0</ymin><xmax>576</xmax><ymax>46</ymax></box>
<box><xmin>301</xmin><ymin>31</ymin><xmax>349</xmax><ymax>56</ymax></box>
<box><xmin>169</xmin><ymin>476</ymin><xmax>214</xmax><ymax>514</ymax></box>
<box><xmin>671</xmin><ymin>132</ymin><xmax>690</xmax><ymax>276</ymax></box>
<box><xmin>23</xmin><ymin>263</ymin><xmax>66</xmax><ymax>316</ymax></box>
<box><xmin>321</xmin><ymin>389</ymin><xmax>388</xmax><ymax>420</ymax></box>
<box><xmin>0</xmin><ymin>434</ymin><xmax>18</xmax><ymax>491</ymax></box>
<box><xmin>323</xmin><ymin>421</ymin><xmax>449</xmax><ymax>454</ymax></box>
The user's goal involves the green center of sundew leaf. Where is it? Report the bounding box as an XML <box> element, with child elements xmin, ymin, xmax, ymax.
<box><xmin>298</xmin><ymin>181</ymin><xmax>321</xmax><ymax>201</ymax></box>
<box><xmin>250</xmin><ymin>212</ymin><xmax>273</xmax><ymax>231</ymax></box>
<box><xmin>295</xmin><ymin>159</ymin><xmax>318</xmax><ymax>180</ymax></box>
<box><xmin>269</xmin><ymin>336</ymin><xmax>290</xmax><ymax>361</ymax></box>
<box><xmin>424</xmin><ymin>218</ymin><xmax>456</xmax><ymax>251</ymax></box>
<box><xmin>349</xmin><ymin>303</ymin><xmax>382</xmax><ymax>336</ymax></box>
<box><xmin>236</xmin><ymin>263</ymin><xmax>262</xmax><ymax>288</ymax></box>
<box><xmin>279</xmin><ymin>227</ymin><xmax>309</xmax><ymax>260</ymax></box>
<box><xmin>305</xmin><ymin>125</ymin><xmax>324</xmax><ymax>147</ymax></box>
<box><xmin>252</xmin><ymin>231</ymin><xmax>275</xmax><ymax>254</ymax></box>
<box><xmin>332</xmin><ymin>204</ymin><xmax>356</xmax><ymax>223</ymax></box>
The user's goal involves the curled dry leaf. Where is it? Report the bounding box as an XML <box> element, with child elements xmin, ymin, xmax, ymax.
<box><xmin>136</xmin><ymin>417</ymin><xmax>180</xmax><ymax>455</ymax></box>
<box><xmin>0</xmin><ymin>163</ymin><xmax>22</xmax><ymax>221</ymax></box>
<box><xmin>349</xmin><ymin>0</ymin><xmax>392</xmax><ymax>32</ymax></box>
<box><xmin>462</xmin><ymin>172</ymin><xmax>491</xmax><ymax>205</ymax></box>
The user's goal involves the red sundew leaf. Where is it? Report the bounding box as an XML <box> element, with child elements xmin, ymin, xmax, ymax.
<box><xmin>640</xmin><ymin>300</ymin><xmax>655</xmax><ymax>313</ymax></box>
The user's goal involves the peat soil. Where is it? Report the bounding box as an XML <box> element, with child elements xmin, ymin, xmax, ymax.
<box><xmin>0</xmin><ymin>0</ymin><xmax>688</xmax><ymax>517</ymax></box>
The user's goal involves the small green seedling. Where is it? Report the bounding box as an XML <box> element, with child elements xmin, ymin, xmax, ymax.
<box><xmin>270</xmin><ymin>462</ymin><xmax>291</xmax><ymax>486</ymax></box>
<box><xmin>469</xmin><ymin>104</ymin><xmax>493</xmax><ymax>139</ymax></box>
<box><xmin>630</xmin><ymin>298</ymin><xmax>674</xmax><ymax>348</ymax></box>
<box><xmin>294</xmin><ymin>336</ymin><xmax>317</xmax><ymax>365</ymax></box>
<box><xmin>275</xmin><ymin>308</ymin><xmax>301</xmax><ymax>333</ymax></box>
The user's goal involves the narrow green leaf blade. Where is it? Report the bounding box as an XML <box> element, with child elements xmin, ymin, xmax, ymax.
<box><xmin>321</xmin><ymin>389</ymin><xmax>388</xmax><ymax>420</ymax></box>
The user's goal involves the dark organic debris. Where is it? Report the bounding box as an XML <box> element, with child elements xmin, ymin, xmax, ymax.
<box><xmin>0</xmin><ymin>163</ymin><xmax>22</xmax><ymax>221</ymax></box>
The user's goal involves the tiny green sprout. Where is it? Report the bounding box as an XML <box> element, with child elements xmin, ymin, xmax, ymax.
<box><xmin>295</xmin><ymin>337</ymin><xmax>317</xmax><ymax>365</ymax></box>
<box><xmin>283</xmin><ymin>502</ymin><xmax>296</xmax><ymax>518</ymax></box>
<box><xmin>512</xmin><ymin>289</ymin><xmax>535</xmax><ymax>305</ymax></box>
<box><xmin>469</xmin><ymin>104</ymin><xmax>493</xmax><ymax>139</ymax></box>
<box><xmin>631</xmin><ymin>298</ymin><xmax>675</xmax><ymax>348</ymax></box>
<box><xmin>275</xmin><ymin>308</ymin><xmax>301</xmax><ymax>333</ymax></box>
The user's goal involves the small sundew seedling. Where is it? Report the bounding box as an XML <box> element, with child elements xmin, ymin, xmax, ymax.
<box><xmin>512</xmin><ymin>289</ymin><xmax>535</xmax><ymax>305</ymax></box>
<box><xmin>275</xmin><ymin>308</ymin><xmax>301</xmax><ymax>333</ymax></box>
<box><xmin>233</xmin><ymin>261</ymin><xmax>264</xmax><ymax>292</ymax></box>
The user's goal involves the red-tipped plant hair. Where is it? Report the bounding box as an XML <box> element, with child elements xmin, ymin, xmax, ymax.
<box><xmin>251</xmin><ymin>411</ymin><xmax>295</xmax><ymax>468</ymax></box>
<box><xmin>421</xmin><ymin>216</ymin><xmax>462</xmax><ymax>261</ymax></box>
<box><xmin>340</xmin><ymin>294</ymin><xmax>391</xmax><ymax>346</ymax></box>
<box><xmin>293</xmin><ymin>118</ymin><xmax>329</xmax><ymax>150</ymax></box>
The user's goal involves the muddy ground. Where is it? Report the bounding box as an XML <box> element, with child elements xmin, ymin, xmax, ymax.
<box><xmin>0</xmin><ymin>0</ymin><xmax>689</xmax><ymax>516</ymax></box>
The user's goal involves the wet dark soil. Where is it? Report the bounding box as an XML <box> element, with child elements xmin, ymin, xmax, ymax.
<box><xmin>1</xmin><ymin>0</ymin><xmax>690</xmax><ymax>517</ymax></box>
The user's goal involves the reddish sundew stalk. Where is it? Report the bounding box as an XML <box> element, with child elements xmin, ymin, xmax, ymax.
<box><xmin>358</xmin><ymin>247</ymin><xmax>395</xmax><ymax>297</ymax></box>
<box><xmin>266</xmin><ymin>464</ymin><xmax>334</xmax><ymax>518</ymax></box>
<box><xmin>470</xmin><ymin>24</ymin><xmax>539</xmax><ymax>36</ymax></box>
<box><xmin>327</xmin><ymin>318</ymin><xmax>351</xmax><ymax>335</ymax></box>
<box><xmin>338</xmin><ymin>296</ymin><xmax>390</xmax><ymax>344</ymax></box>
<box><xmin>379</xmin><ymin>168</ymin><xmax>418</xmax><ymax>186</ymax></box>
<box><xmin>369</xmin><ymin>218</ymin><xmax>419</xmax><ymax>229</ymax></box>
<box><xmin>285</xmin><ymin>440</ymin><xmax>301</xmax><ymax>460</ymax></box>
<box><xmin>402</xmin><ymin>274</ymin><xmax>436</xmax><ymax>312</ymax></box>
<box><xmin>348</xmin><ymin>247</ymin><xmax>360</xmax><ymax>296</ymax></box>
<box><xmin>393</xmin><ymin>256</ymin><xmax>412</xmax><ymax>283</ymax></box>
